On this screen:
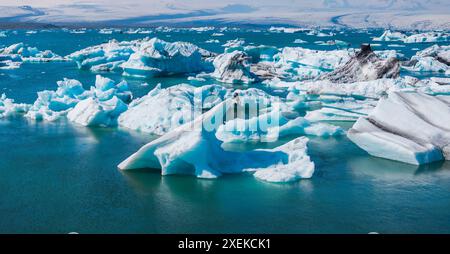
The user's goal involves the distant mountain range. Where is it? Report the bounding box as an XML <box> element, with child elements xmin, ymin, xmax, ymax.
<box><xmin>0</xmin><ymin>1</ymin><xmax>449</xmax><ymax>30</ymax></box>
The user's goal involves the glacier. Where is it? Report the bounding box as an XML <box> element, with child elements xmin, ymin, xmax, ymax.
<box><xmin>348</xmin><ymin>92</ymin><xmax>450</xmax><ymax>165</ymax></box>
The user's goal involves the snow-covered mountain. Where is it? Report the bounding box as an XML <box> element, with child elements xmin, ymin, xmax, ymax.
<box><xmin>0</xmin><ymin>1</ymin><xmax>449</xmax><ymax>30</ymax></box>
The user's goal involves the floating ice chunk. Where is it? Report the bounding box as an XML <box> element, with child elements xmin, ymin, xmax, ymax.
<box><xmin>348</xmin><ymin>92</ymin><xmax>450</xmax><ymax>165</ymax></box>
<box><xmin>272</xmin><ymin>47</ymin><xmax>351</xmax><ymax>80</ymax></box>
<box><xmin>222</xmin><ymin>39</ymin><xmax>245</xmax><ymax>51</ymax></box>
<box><xmin>118</xmin><ymin>99</ymin><xmax>314</xmax><ymax>182</ymax></box>
<box><xmin>403</xmin><ymin>32</ymin><xmax>449</xmax><ymax>43</ymax></box>
<box><xmin>216</xmin><ymin>110</ymin><xmax>343</xmax><ymax>143</ymax></box>
<box><xmin>121</xmin><ymin>38</ymin><xmax>214</xmax><ymax>77</ymax></box>
<box><xmin>373</xmin><ymin>30</ymin><xmax>407</xmax><ymax>42</ymax></box>
<box><xmin>293</xmin><ymin>39</ymin><xmax>307</xmax><ymax>44</ymax></box>
<box><xmin>205</xmin><ymin>39</ymin><xmax>219</xmax><ymax>44</ymax></box>
<box><xmin>189</xmin><ymin>27</ymin><xmax>215</xmax><ymax>32</ymax></box>
<box><xmin>0</xmin><ymin>94</ymin><xmax>30</xmax><ymax>118</ymax></box>
<box><xmin>68</xmin><ymin>39</ymin><xmax>141</xmax><ymax>71</ymax></box>
<box><xmin>67</xmin><ymin>96</ymin><xmax>128</xmax><ymax>127</ymax></box>
<box><xmin>118</xmin><ymin>83</ymin><xmax>228</xmax><ymax>135</ymax></box>
<box><xmin>320</xmin><ymin>45</ymin><xmax>400</xmax><ymax>83</ymax></box>
<box><xmin>25</xmin><ymin>75</ymin><xmax>131</xmax><ymax>122</ymax></box>
<box><xmin>269</xmin><ymin>27</ymin><xmax>304</xmax><ymax>33</ymax></box>
<box><xmin>211</xmin><ymin>51</ymin><xmax>257</xmax><ymax>84</ymax></box>
<box><xmin>0</xmin><ymin>43</ymin><xmax>65</xmax><ymax>68</ymax></box>
<box><xmin>403</xmin><ymin>45</ymin><xmax>449</xmax><ymax>72</ymax></box>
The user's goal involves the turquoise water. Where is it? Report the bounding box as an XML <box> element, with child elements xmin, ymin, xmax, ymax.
<box><xmin>1</xmin><ymin>29</ymin><xmax>450</xmax><ymax>233</ymax></box>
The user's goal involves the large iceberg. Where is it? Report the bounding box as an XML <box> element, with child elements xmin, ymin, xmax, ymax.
<box><xmin>348</xmin><ymin>92</ymin><xmax>450</xmax><ymax>165</ymax></box>
<box><xmin>118</xmin><ymin>83</ymin><xmax>228</xmax><ymax>135</ymax></box>
<box><xmin>319</xmin><ymin>44</ymin><xmax>400</xmax><ymax>83</ymax></box>
<box><xmin>25</xmin><ymin>75</ymin><xmax>132</xmax><ymax>124</ymax></box>
<box><xmin>118</xmin><ymin>98</ymin><xmax>315</xmax><ymax>183</ymax></box>
<box><xmin>68</xmin><ymin>37</ymin><xmax>214</xmax><ymax>76</ymax></box>
<box><xmin>211</xmin><ymin>51</ymin><xmax>258</xmax><ymax>84</ymax></box>
<box><xmin>121</xmin><ymin>38</ymin><xmax>214</xmax><ymax>77</ymax></box>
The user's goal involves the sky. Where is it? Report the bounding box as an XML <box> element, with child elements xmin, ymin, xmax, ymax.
<box><xmin>1</xmin><ymin>1</ymin><xmax>449</xmax><ymax>29</ymax></box>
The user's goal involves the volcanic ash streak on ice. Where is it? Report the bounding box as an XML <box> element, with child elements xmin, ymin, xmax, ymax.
<box><xmin>348</xmin><ymin>92</ymin><xmax>450</xmax><ymax>165</ymax></box>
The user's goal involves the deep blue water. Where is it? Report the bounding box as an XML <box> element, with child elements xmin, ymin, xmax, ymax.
<box><xmin>1</xmin><ymin>28</ymin><xmax>450</xmax><ymax>233</ymax></box>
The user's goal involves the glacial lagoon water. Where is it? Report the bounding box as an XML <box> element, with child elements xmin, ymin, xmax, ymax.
<box><xmin>1</xmin><ymin>28</ymin><xmax>450</xmax><ymax>233</ymax></box>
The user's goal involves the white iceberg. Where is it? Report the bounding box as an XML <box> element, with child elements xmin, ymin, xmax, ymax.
<box><xmin>403</xmin><ymin>45</ymin><xmax>449</xmax><ymax>72</ymax></box>
<box><xmin>348</xmin><ymin>92</ymin><xmax>450</xmax><ymax>165</ymax></box>
<box><xmin>272</xmin><ymin>47</ymin><xmax>351</xmax><ymax>80</ymax></box>
<box><xmin>403</xmin><ymin>32</ymin><xmax>449</xmax><ymax>43</ymax></box>
<box><xmin>25</xmin><ymin>75</ymin><xmax>131</xmax><ymax>122</ymax></box>
<box><xmin>118</xmin><ymin>99</ymin><xmax>314</xmax><ymax>183</ymax></box>
<box><xmin>373</xmin><ymin>30</ymin><xmax>407</xmax><ymax>42</ymax></box>
<box><xmin>67</xmin><ymin>96</ymin><xmax>128</xmax><ymax>127</ymax></box>
<box><xmin>121</xmin><ymin>38</ymin><xmax>214</xmax><ymax>77</ymax></box>
<box><xmin>216</xmin><ymin>109</ymin><xmax>343</xmax><ymax>143</ymax></box>
<box><xmin>0</xmin><ymin>94</ymin><xmax>30</xmax><ymax>118</ymax></box>
<box><xmin>68</xmin><ymin>37</ymin><xmax>214</xmax><ymax>76</ymax></box>
<box><xmin>0</xmin><ymin>43</ymin><xmax>66</xmax><ymax>68</ymax></box>
<box><xmin>118</xmin><ymin>83</ymin><xmax>227</xmax><ymax>135</ymax></box>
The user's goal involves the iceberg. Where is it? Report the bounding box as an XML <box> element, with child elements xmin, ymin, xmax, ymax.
<box><xmin>118</xmin><ymin>98</ymin><xmax>315</xmax><ymax>182</ymax></box>
<box><xmin>403</xmin><ymin>32</ymin><xmax>449</xmax><ymax>43</ymax></box>
<box><xmin>374</xmin><ymin>30</ymin><xmax>449</xmax><ymax>43</ymax></box>
<box><xmin>25</xmin><ymin>75</ymin><xmax>132</xmax><ymax>122</ymax></box>
<box><xmin>373</xmin><ymin>30</ymin><xmax>407</xmax><ymax>42</ymax></box>
<box><xmin>211</xmin><ymin>51</ymin><xmax>258</xmax><ymax>84</ymax></box>
<box><xmin>118</xmin><ymin>83</ymin><xmax>228</xmax><ymax>135</ymax></box>
<box><xmin>68</xmin><ymin>37</ymin><xmax>214</xmax><ymax>76</ymax></box>
<box><xmin>0</xmin><ymin>94</ymin><xmax>30</xmax><ymax>118</ymax></box>
<box><xmin>319</xmin><ymin>44</ymin><xmax>400</xmax><ymax>83</ymax></box>
<box><xmin>121</xmin><ymin>38</ymin><xmax>214</xmax><ymax>78</ymax></box>
<box><xmin>68</xmin><ymin>39</ymin><xmax>138</xmax><ymax>71</ymax></box>
<box><xmin>67</xmin><ymin>96</ymin><xmax>128</xmax><ymax>127</ymax></box>
<box><xmin>272</xmin><ymin>47</ymin><xmax>351</xmax><ymax>81</ymax></box>
<box><xmin>0</xmin><ymin>43</ymin><xmax>66</xmax><ymax>68</ymax></box>
<box><xmin>348</xmin><ymin>92</ymin><xmax>450</xmax><ymax>165</ymax></box>
<box><xmin>216</xmin><ymin>110</ymin><xmax>343</xmax><ymax>143</ymax></box>
<box><xmin>403</xmin><ymin>45</ymin><xmax>449</xmax><ymax>72</ymax></box>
